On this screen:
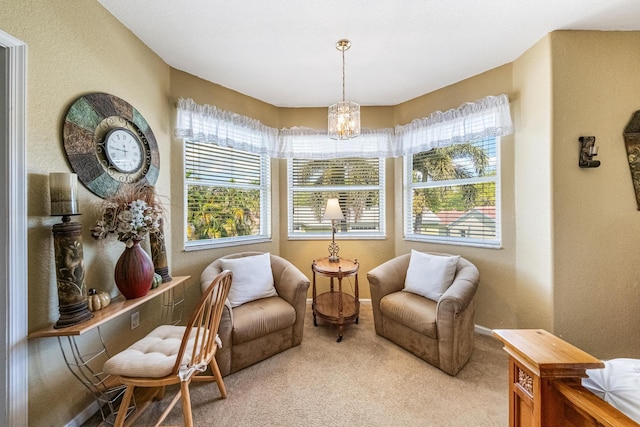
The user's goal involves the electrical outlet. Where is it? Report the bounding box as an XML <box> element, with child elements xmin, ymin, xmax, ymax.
<box><xmin>131</xmin><ymin>311</ymin><xmax>140</xmax><ymax>330</ymax></box>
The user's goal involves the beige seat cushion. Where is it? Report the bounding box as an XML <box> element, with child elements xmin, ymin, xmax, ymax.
<box><xmin>104</xmin><ymin>325</ymin><xmax>196</xmax><ymax>378</ymax></box>
<box><xmin>232</xmin><ymin>296</ymin><xmax>296</xmax><ymax>345</ymax></box>
<box><xmin>380</xmin><ymin>292</ymin><xmax>437</xmax><ymax>339</ymax></box>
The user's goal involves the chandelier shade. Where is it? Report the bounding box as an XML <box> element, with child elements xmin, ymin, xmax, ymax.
<box><xmin>328</xmin><ymin>100</ymin><xmax>360</xmax><ymax>140</ymax></box>
<box><xmin>328</xmin><ymin>39</ymin><xmax>361</xmax><ymax>140</ymax></box>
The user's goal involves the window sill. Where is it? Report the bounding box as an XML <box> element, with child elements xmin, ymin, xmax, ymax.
<box><xmin>184</xmin><ymin>236</ymin><xmax>272</xmax><ymax>252</ymax></box>
<box><xmin>403</xmin><ymin>235</ymin><xmax>502</xmax><ymax>249</ymax></box>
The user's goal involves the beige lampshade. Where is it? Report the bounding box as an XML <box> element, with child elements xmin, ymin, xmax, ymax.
<box><xmin>322</xmin><ymin>198</ymin><xmax>344</xmax><ymax>221</ymax></box>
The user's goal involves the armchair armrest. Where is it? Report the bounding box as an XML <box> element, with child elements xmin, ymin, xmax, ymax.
<box><xmin>436</xmin><ymin>263</ymin><xmax>479</xmax><ymax>315</ymax></box>
<box><xmin>270</xmin><ymin>254</ymin><xmax>310</xmax><ymax>346</ymax></box>
<box><xmin>270</xmin><ymin>255</ymin><xmax>310</xmax><ymax>306</ymax></box>
<box><xmin>367</xmin><ymin>254</ymin><xmax>410</xmax><ymax>299</ymax></box>
<box><xmin>436</xmin><ymin>259</ymin><xmax>479</xmax><ymax>375</ymax></box>
<box><xmin>367</xmin><ymin>253</ymin><xmax>411</xmax><ymax>335</ymax></box>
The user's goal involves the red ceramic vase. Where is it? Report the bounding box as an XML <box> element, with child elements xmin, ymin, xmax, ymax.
<box><xmin>114</xmin><ymin>240</ymin><xmax>154</xmax><ymax>299</ymax></box>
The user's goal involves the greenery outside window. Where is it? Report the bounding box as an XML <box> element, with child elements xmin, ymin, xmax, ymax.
<box><xmin>288</xmin><ymin>157</ymin><xmax>385</xmax><ymax>238</ymax></box>
<box><xmin>404</xmin><ymin>137</ymin><xmax>500</xmax><ymax>248</ymax></box>
<box><xmin>185</xmin><ymin>141</ymin><xmax>271</xmax><ymax>249</ymax></box>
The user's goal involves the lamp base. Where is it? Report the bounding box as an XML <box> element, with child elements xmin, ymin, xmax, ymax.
<box><xmin>52</xmin><ymin>219</ymin><xmax>93</xmax><ymax>328</ymax></box>
<box><xmin>54</xmin><ymin>300</ymin><xmax>93</xmax><ymax>329</ymax></box>
<box><xmin>327</xmin><ymin>240</ymin><xmax>340</xmax><ymax>263</ymax></box>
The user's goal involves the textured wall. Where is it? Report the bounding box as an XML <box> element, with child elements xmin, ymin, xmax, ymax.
<box><xmin>550</xmin><ymin>31</ymin><xmax>640</xmax><ymax>358</ymax></box>
<box><xmin>3</xmin><ymin>2</ymin><xmax>640</xmax><ymax>425</ymax></box>
<box><xmin>0</xmin><ymin>1</ymin><xmax>171</xmax><ymax>425</ymax></box>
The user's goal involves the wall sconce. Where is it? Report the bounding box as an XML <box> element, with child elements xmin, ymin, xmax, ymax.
<box><xmin>579</xmin><ymin>136</ymin><xmax>600</xmax><ymax>168</ymax></box>
<box><xmin>49</xmin><ymin>172</ymin><xmax>93</xmax><ymax>328</ymax></box>
<box><xmin>322</xmin><ymin>198</ymin><xmax>345</xmax><ymax>262</ymax></box>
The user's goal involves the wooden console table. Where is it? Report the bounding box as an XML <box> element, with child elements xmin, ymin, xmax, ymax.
<box><xmin>492</xmin><ymin>329</ymin><xmax>638</xmax><ymax>427</ymax></box>
<box><xmin>311</xmin><ymin>257</ymin><xmax>359</xmax><ymax>342</ymax></box>
<box><xmin>30</xmin><ymin>275</ymin><xmax>190</xmax><ymax>426</ymax></box>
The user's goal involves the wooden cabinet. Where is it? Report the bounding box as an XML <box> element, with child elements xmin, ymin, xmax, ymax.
<box><xmin>492</xmin><ymin>329</ymin><xmax>638</xmax><ymax>427</ymax></box>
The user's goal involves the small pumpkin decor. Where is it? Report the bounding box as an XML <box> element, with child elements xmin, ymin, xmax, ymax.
<box><xmin>87</xmin><ymin>288</ymin><xmax>111</xmax><ymax>312</ymax></box>
<box><xmin>91</xmin><ymin>183</ymin><xmax>162</xmax><ymax>299</ymax></box>
<box><xmin>152</xmin><ymin>273</ymin><xmax>162</xmax><ymax>289</ymax></box>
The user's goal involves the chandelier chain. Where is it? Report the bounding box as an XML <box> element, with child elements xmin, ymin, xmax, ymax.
<box><xmin>342</xmin><ymin>47</ymin><xmax>346</xmax><ymax>102</ymax></box>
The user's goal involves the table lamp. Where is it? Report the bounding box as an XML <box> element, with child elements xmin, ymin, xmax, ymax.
<box><xmin>322</xmin><ymin>198</ymin><xmax>345</xmax><ymax>262</ymax></box>
<box><xmin>49</xmin><ymin>172</ymin><xmax>92</xmax><ymax>328</ymax></box>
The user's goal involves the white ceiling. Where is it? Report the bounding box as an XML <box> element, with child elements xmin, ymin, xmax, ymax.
<box><xmin>98</xmin><ymin>0</ymin><xmax>640</xmax><ymax>108</ymax></box>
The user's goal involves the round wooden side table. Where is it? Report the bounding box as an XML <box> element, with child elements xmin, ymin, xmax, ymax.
<box><xmin>311</xmin><ymin>257</ymin><xmax>359</xmax><ymax>342</ymax></box>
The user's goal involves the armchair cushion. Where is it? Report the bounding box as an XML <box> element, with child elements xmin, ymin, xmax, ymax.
<box><xmin>231</xmin><ymin>296</ymin><xmax>296</xmax><ymax>344</ymax></box>
<box><xmin>403</xmin><ymin>250</ymin><xmax>459</xmax><ymax>301</ymax></box>
<box><xmin>380</xmin><ymin>291</ymin><xmax>437</xmax><ymax>338</ymax></box>
<box><xmin>219</xmin><ymin>252</ymin><xmax>277</xmax><ymax>307</ymax></box>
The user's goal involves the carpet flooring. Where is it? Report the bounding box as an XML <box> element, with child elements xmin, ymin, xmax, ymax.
<box><xmin>84</xmin><ymin>302</ymin><xmax>509</xmax><ymax>426</ymax></box>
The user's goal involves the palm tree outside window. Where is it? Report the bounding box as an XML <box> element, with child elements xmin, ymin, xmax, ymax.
<box><xmin>404</xmin><ymin>137</ymin><xmax>501</xmax><ymax>248</ymax></box>
<box><xmin>288</xmin><ymin>157</ymin><xmax>385</xmax><ymax>238</ymax></box>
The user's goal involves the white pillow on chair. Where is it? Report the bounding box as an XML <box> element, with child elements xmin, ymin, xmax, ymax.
<box><xmin>402</xmin><ymin>250</ymin><xmax>460</xmax><ymax>301</ymax></box>
<box><xmin>219</xmin><ymin>253</ymin><xmax>277</xmax><ymax>307</ymax></box>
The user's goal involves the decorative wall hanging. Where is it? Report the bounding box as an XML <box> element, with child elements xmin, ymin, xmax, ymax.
<box><xmin>623</xmin><ymin>110</ymin><xmax>640</xmax><ymax>210</ymax></box>
<box><xmin>578</xmin><ymin>136</ymin><xmax>600</xmax><ymax>168</ymax></box>
<box><xmin>62</xmin><ymin>92</ymin><xmax>160</xmax><ymax>199</ymax></box>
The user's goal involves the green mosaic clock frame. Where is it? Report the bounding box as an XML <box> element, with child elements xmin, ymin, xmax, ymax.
<box><xmin>62</xmin><ymin>93</ymin><xmax>160</xmax><ymax>199</ymax></box>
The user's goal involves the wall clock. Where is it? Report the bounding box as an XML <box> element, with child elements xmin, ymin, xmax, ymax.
<box><xmin>62</xmin><ymin>92</ymin><xmax>160</xmax><ymax>199</ymax></box>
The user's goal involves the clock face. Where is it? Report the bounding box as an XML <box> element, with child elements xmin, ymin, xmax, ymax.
<box><xmin>104</xmin><ymin>128</ymin><xmax>143</xmax><ymax>173</ymax></box>
<box><xmin>62</xmin><ymin>93</ymin><xmax>160</xmax><ymax>199</ymax></box>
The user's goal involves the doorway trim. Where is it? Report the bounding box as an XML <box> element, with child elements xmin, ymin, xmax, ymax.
<box><xmin>0</xmin><ymin>29</ymin><xmax>28</xmax><ymax>427</ymax></box>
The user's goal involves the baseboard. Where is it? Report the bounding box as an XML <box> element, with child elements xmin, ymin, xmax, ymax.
<box><xmin>474</xmin><ymin>324</ymin><xmax>493</xmax><ymax>336</ymax></box>
<box><xmin>65</xmin><ymin>400</ymin><xmax>100</xmax><ymax>427</ymax></box>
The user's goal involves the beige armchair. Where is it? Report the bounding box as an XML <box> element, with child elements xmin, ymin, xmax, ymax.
<box><xmin>200</xmin><ymin>252</ymin><xmax>310</xmax><ymax>376</ymax></box>
<box><xmin>367</xmin><ymin>251</ymin><xmax>479</xmax><ymax>376</ymax></box>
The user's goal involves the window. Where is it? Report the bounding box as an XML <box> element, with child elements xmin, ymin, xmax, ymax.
<box><xmin>288</xmin><ymin>157</ymin><xmax>385</xmax><ymax>238</ymax></box>
<box><xmin>404</xmin><ymin>137</ymin><xmax>500</xmax><ymax>248</ymax></box>
<box><xmin>184</xmin><ymin>141</ymin><xmax>270</xmax><ymax>249</ymax></box>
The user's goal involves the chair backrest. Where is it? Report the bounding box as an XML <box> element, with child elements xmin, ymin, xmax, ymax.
<box><xmin>172</xmin><ymin>270</ymin><xmax>233</xmax><ymax>375</ymax></box>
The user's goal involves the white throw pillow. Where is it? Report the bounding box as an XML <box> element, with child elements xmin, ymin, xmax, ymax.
<box><xmin>582</xmin><ymin>358</ymin><xmax>640</xmax><ymax>424</ymax></box>
<box><xmin>402</xmin><ymin>250</ymin><xmax>460</xmax><ymax>301</ymax></box>
<box><xmin>219</xmin><ymin>253</ymin><xmax>277</xmax><ymax>307</ymax></box>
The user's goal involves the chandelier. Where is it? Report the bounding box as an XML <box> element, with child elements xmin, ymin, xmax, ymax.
<box><xmin>328</xmin><ymin>39</ymin><xmax>361</xmax><ymax>140</ymax></box>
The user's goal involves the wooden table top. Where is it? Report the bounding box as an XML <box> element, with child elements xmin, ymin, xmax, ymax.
<box><xmin>492</xmin><ymin>328</ymin><xmax>604</xmax><ymax>376</ymax></box>
<box><xmin>29</xmin><ymin>275</ymin><xmax>190</xmax><ymax>338</ymax></box>
<box><xmin>312</xmin><ymin>257</ymin><xmax>359</xmax><ymax>276</ymax></box>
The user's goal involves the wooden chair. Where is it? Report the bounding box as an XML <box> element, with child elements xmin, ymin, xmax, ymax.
<box><xmin>104</xmin><ymin>270</ymin><xmax>233</xmax><ymax>427</ymax></box>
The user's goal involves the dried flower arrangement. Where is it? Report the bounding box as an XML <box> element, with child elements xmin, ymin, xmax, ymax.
<box><xmin>91</xmin><ymin>184</ymin><xmax>162</xmax><ymax>248</ymax></box>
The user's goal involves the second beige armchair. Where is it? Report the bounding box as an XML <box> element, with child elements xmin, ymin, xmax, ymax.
<box><xmin>200</xmin><ymin>252</ymin><xmax>310</xmax><ymax>376</ymax></box>
<box><xmin>367</xmin><ymin>251</ymin><xmax>479</xmax><ymax>376</ymax></box>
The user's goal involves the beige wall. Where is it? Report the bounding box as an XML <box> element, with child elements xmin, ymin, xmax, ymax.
<box><xmin>513</xmin><ymin>35</ymin><xmax>554</xmax><ymax>331</ymax></box>
<box><xmin>0</xmin><ymin>1</ymin><xmax>174</xmax><ymax>425</ymax></box>
<box><xmin>550</xmin><ymin>31</ymin><xmax>640</xmax><ymax>358</ymax></box>
<box><xmin>3</xmin><ymin>1</ymin><xmax>640</xmax><ymax>425</ymax></box>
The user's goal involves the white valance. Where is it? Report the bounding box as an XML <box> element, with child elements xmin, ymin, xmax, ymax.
<box><xmin>276</xmin><ymin>127</ymin><xmax>396</xmax><ymax>159</ymax></box>
<box><xmin>395</xmin><ymin>94</ymin><xmax>513</xmax><ymax>155</ymax></box>
<box><xmin>175</xmin><ymin>94</ymin><xmax>513</xmax><ymax>159</ymax></box>
<box><xmin>174</xmin><ymin>97</ymin><xmax>279</xmax><ymax>156</ymax></box>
